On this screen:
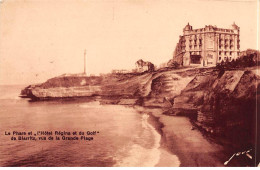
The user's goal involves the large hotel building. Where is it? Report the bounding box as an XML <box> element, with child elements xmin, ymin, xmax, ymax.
<box><xmin>172</xmin><ymin>23</ymin><xmax>240</xmax><ymax>66</ymax></box>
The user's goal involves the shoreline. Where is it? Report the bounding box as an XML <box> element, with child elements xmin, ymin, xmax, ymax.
<box><xmin>133</xmin><ymin>105</ymin><xmax>256</xmax><ymax>167</ymax></box>
<box><xmin>133</xmin><ymin>105</ymin><xmax>181</xmax><ymax>167</ymax></box>
<box><xmin>133</xmin><ymin>105</ymin><xmax>226</xmax><ymax>167</ymax></box>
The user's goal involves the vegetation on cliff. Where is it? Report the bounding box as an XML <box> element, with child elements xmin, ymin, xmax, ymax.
<box><xmin>217</xmin><ymin>49</ymin><xmax>259</xmax><ymax>69</ymax></box>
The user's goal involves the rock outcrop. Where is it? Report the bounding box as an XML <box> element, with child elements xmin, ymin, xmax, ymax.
<box><xmin>21</xmin><ymin>66</ymin><xmax>259</xmax><ymax>148</ymax></box>
<box><xmin>170</xmin><ymin>67</ymin><xmax>259</xmax><ymax>149</ymax></box>
<box><xmin>21</xmin><ymin>75</ymin><xmax>103</xmax><ymax>100</ymax></box>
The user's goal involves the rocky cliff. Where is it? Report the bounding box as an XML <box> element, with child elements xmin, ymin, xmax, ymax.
<box><xmin>167</xmin><ymin>67</ymin><xmax>259</xmax><ymax>150</ymax></box>
<box><xmin>21</xmin><ymin>66</ymin><xmax>259</xmax><ymax>150</ymax></box>
<box><xmin>21</xmin><ymin>75</ymin><xmax>103</xmax><ymax>100</ymax></box>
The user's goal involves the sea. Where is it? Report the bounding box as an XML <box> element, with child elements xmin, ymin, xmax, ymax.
<box><xmin>0</xmin><ymin>85</ymin><xmax>180</xmax><ymax>167</ymax></box>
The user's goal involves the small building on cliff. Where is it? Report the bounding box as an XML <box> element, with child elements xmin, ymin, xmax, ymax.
<box><xmin>172</xmin><ymin>23</ymin><xmax>240</xmax><ymax>67</ymax></box>
<box><xmin>135</xmin><ymin>59</ymin><xmax>155</xmax><ymax>72</ymax></box>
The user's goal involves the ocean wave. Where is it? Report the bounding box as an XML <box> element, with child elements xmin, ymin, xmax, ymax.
<box><xmin>114</xmin><ymin>114</ymin><xmax>160</xmax><ymax>167</ymax></box>
<box><xmin>78</xmin><ymin>101</ymin><xmax>101</xmax><ymax>108</ymax></box>
<box><xmin>114</xmin><ymin>113</ymin><xmax>180</xmax><ymax>167</ymax></box>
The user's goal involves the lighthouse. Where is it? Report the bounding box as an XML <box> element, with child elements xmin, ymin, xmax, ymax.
<box><xmin>84</xmin><ymin>49</ymin><xmax>86</xmax><ymax>75</ymax></box>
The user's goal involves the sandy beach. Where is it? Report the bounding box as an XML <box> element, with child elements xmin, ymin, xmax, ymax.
<box><xmin>134</xmin><ymin>106</ymin><xmax>228</xmax><ymax>167</ymax></box>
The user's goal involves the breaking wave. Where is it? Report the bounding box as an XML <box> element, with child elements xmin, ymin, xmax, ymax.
<box><xmin>114</xmin><ymin>114</ymin><xmax>180</xmax><ymax>167</ymax></box>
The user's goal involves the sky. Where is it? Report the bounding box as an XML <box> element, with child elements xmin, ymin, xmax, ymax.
<box><xmin>0</xmin><ymin>0</ymin><xmax>258</xmax><ymax>85</ymax></box>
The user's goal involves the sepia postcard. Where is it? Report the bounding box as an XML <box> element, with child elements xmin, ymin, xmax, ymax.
<box><xmin>0</xmin><ymin>0</ymin><xmax>259</xmax><ymax>167</ymax></box>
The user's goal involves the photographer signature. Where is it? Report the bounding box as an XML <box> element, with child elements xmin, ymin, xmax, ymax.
<box><xmin>224</xmin><ymin>149</ymin><xmax>252</xmax><ymax>166</ymax></box>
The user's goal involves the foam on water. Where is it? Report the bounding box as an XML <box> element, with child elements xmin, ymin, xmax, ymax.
<box><xmin>78</xmin><ymin>101</ymin><xmax>101</xmax><ymax>108</ymax></box>
<box><xmin>114</xmin><ymin>114</ymin><xmax>180</xmax><ymax>167</ymax></box>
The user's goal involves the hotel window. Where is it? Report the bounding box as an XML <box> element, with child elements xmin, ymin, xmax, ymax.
<box><xmin>230</xmin><ymin>52</ymin><xmax>232</xmax><ymax>55</ymax></box>
<box><xmin>219</xmin><ymin>57</ymin><xmax>221</xmax><ymax>60</ymax></box>
<box><xmin>219</xmin><ymin>51</ymin><xmax>221</xmax><ymax>55</ymax></box>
